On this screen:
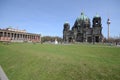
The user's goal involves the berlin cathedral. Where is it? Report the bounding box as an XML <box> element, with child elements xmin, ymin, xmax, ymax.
<box><xmin>63</xmin><ymin>12</ymin><xmax>103</xmax><ymax>43</ymax></box>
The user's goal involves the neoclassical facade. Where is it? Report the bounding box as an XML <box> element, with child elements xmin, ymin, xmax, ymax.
<box><xmin>0</xmin><ymin>28</ymin><xmax>41</xmax><ymax>42</ymax></box>
<box><xmin>63</xmin><ymin>12</ymin><xmax>103</xmax><ymax>43</ymax></box>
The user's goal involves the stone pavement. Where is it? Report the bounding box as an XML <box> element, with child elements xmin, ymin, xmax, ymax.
<box><xmin>0</xmin><ymin>66</ymin><xmax>9</xmax><ymax>80</ymax></box>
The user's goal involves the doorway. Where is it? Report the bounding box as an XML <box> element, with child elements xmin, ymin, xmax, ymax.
<box><xmin>95</xmin><ymin>36</ymin><xmax>99</xmax><ymax>42</ymax></box>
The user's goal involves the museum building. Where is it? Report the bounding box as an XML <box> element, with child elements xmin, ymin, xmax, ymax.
<box><xmin>0</xmin><ymin>28</ymin><xmax>41</xmax><ymax>42</ymax></box>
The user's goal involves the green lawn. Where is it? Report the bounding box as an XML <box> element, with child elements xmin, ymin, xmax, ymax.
<box><xmin>0</xmin><ymin>43</ymin><xmax>120</xmax><ymax>80</ymax></box>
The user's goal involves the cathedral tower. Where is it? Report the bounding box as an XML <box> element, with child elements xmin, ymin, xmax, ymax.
<box><xmin>63</xmin><ymin>22</ymin><xmax>70</xmax><ymax>42</ymax></box>
<box><xmin>92</xmin><ymin>14</ymin><xmax>102</xmax><ymax>42</ymax></box>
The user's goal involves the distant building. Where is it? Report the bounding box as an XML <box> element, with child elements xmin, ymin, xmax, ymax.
<box><xmin>0</xmin><ymin>28</ymin><xmax>41</xmax><ymax>42</ymax></box>
<box><xmin>63</xmin><ymin>12</ymin><xmax>103</xmax><ymax>43</ymax></box>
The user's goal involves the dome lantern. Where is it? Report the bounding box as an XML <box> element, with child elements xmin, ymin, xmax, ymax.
<box><xmin>94</xmin><ymin>13</ymin><xmax>100</xmax><ymax>18</ymax></box>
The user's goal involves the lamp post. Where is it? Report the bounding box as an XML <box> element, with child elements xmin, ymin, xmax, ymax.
<box><xmin>107</xmin><ymin>18</ymin><xmax>111</xmax><ymax>41</ymax></box>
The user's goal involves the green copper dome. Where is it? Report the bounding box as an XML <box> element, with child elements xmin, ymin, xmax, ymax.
<box><xmin>76</xmin><ymin>12</ymin><xmax>89</xmax><ymax>22</ymax></box>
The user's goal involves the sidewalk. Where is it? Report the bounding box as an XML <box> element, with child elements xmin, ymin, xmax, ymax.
<box><xmin>0</xmin><ymin>66</ymin><xmax>9</xmax><ymax>80</ymax></box>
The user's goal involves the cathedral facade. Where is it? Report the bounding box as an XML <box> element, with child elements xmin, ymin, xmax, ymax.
<box><xmin>63</xmin><ymin>12</ymin><xmax>103</xmax><ymax>43</ymax></box>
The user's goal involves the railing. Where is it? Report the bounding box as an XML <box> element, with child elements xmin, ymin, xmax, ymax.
<box><xmin>0</xmin><ymin>37</ymin><xmax>11</xmax><ymax>42</ymax></box>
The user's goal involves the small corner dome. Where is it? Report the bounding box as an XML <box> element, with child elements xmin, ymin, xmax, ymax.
<box><xmin>64</xmin><ymin>21</ymin><xmax>70</xmax><ymax>25</ymax></box>
<box><xmin>64</xmin><ymin>21</ymin><xmax>70</xmax><ymax>27</ymax></box>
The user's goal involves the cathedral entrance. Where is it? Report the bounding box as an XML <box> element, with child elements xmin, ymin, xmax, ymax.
<box><xmin>76</xmin><ymin>33</ymin><xmax>83</xmax><ymax>42</ymax></box>
<box><xmin>68</xmin><ymin>37</ymin><xmax>73</xmax><ymax>42</ymax></box>
<box><xmin>95</xmin><ymin>36</ymin><xmax>99</xmax><ymax>42</ymax></box>
<box><xmin>87</xmin><ymin>37</ymin><xmax>92</xmax><ymax>43</ymax></box>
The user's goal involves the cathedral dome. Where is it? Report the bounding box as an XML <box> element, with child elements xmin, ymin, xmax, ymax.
<box><xmin>76</xmin><ymin>12</ymin><xmax>89</xmax><ymax>22</ymax></box>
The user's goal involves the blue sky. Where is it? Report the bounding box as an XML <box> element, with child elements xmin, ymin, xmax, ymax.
<box><xmin>0</xmin><ymin>0</ymin><xmax>120</xmax><ymax>38</ymax></box>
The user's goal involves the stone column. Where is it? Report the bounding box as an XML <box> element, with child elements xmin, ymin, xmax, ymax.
<box><xmin>18</xmin><ymin>34</ymin><xmax>20</xmax><ymax>40</ymax></box>
<box><xmin>7</xmin><ymin>33</ymin><xmax>9</xmax><ymax>40</ymax></box>
<box><xmin>17</xmin><ymin>34</ymin><xmax>19</xmax><ymax>40</ymax></box>
<box><xmin>19</xmin><ymin>34</ymin><xmax>21</xmax><ymax>40</ymax></box>
<box><xmin>27</xmin><ymin>34</ymin><xmax>29</xmax><ymax>41</ymax></box>
<box><xmin>25</xmin><ymin>35</ymin><xmax>27</xmax><ymax>40</ymax></box>
<box><xmin>10</xmin><ymin>33</ymin><xmax>12</xmax><ymax>40</ymax></box>
<box><xmin>29</xmin><ymin>35</ymin><xmax>30</xmax><ymax>41</ymax></box>
<box><xmin>13</xmin><ymin>33</ymin><xmax>15</xmax><ymax>40</ymax></box>
<box><xmin>23</xmin><ymin>34</ymin><xmax>24</xmax><ymax>41</ymax></box>
<box><xmin>5</xmin><ymin>32</ymin><xmax>7</xmax><ymax>40</ymax></box>
<box><xmin>38</xmin><ymin>36</ymin><xmax>40</xmax><ymax>41</ymax></box>
<box><xmin>3</xmin><ymin>32</ymin><xmax>4</xmax><ymax>37</ymax></box>
<box><xmin>30</xmin><ymin>35</ymin><xmax>32</xmax><ymax>41</ymax></box>
<box><xmin>39</xmin><ymin>35</ymin><xmax>41</xmax><ymax>42</ymax></box>
<box><xmin>26</xmin><ymin>34</ymin><xmax>27</xmax><ymax>41</ymax></box>
<box><xmin>32</xmin><ymin>35</ymin><xmax>34</xmax><ymax>41</ymax></box>
<box><xmin>34</xmin><ymin>36</ymin><xmax>35</xmax><ymax>40</ymax></box>
<box><xmin>24</xmin><ymin>35</ymin><xmax>26</xmax><ymax>41</ymax></box>
<box><xmin>38</xmin><ymin>36</ymin><xmax>40</xmax><ymax>42</ymax></box>
<box><xmin>11</xmin><ymin>33</ymin><xmax>13</xmax><ymax>40</ymax></box>
<box><xmin>36</xmin><ymin>36</ymin><xmax>38</xmax><ymax>41</ymax></box>
<box><xmin>20</xmin><ymin>34</ymin><xmax>22</xmax><ymax>41</ymax></box>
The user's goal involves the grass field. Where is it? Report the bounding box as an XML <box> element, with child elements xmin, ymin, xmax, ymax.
<box><xmin>0</xmin><ymin>43</ymin><xmax>120</xmax><ymax>80</ymax></box>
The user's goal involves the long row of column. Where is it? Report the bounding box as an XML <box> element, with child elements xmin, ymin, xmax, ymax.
<box><xmin>0</xmin><ymin>31</ymin><xmax>41</xmax><ymax>42</ymax></box>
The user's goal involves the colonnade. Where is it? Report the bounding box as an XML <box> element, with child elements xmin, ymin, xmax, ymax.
<box><xmin>0</xmin><ymin>30</ymin><xmax>41</xmax><ymax>42</ymax></box>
